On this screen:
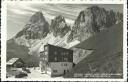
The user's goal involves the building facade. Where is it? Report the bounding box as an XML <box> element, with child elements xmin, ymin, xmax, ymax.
<box><xmin>39</xmin><ymin>44</ymin><xmax>73</xmax><ymax>76</ymax></box>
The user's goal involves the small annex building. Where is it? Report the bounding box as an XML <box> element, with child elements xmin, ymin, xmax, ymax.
<box><xmin>7</xmin><ymin>58</ymin><xmax>25</xmax><ymax>68</ymax></box>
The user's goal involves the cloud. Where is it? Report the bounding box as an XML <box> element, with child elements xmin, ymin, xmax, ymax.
<box><xmin>9</xmin><ymin>9</ymin><xmax>30</xmax><ymax>15</ymax></box>
<box><xmin>7</xmin><ymin>3</ymin><xmax>86</xmax><ymax>24</ymax></box>
<box><xmin>39</xmin><ymin>4</ymin><xmax>82</xmax><ymax>24</ymax></box>
<box><xmin>42</xmin><ymin>10</ymin><xmax>74</xmax><ymax>24</ymax></box>
<box><xmin>7</xmin><ymin>2</ymin><xmax>39</xmax><ymax>15</ymax></box>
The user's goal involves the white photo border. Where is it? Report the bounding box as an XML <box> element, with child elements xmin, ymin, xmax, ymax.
<box><xmin>1</xmin><ymin>0</ymin><xmax>127</xmax><ymax>81</ymax></box>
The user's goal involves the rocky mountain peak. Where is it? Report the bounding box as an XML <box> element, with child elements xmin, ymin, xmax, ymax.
<box><xmin>50</xmin><ymin>15</ymin><xmax>70</xmax><ymax>37</ymax></box>
<box><xmin>54</xmin><ymin>15</ymin><xmax>65</xmax><ymax>23</ymax></box>
<box><xmin>29</xmin><ymin>11</ymin><xmax>46</xmax><ymax>24</ymax></box>
<box><xmin>69</xmin><ymin>6</ymin><xmax>123</xmax><ymax>42</ymax></box>
<box><xmin>15</xmin><ymin>11</ymin><xmax>49</xmax><ymax>39</ymax></box>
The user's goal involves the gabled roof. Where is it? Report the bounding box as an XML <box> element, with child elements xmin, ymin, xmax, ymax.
<box><xmin>7</xmin><ymin>58</ymin><xmax>20</xmax><ymax>65</ymax></box>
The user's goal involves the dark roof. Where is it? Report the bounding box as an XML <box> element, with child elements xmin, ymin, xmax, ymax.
<box><xmin>45</xmin><ymin>44</ymin><xmax>73</xmax><ymax>51</ymax></box>
<box><xmin>7</xmin><ymin>58</ymin><xmax>22</xmax><ymax>65</ymax></box>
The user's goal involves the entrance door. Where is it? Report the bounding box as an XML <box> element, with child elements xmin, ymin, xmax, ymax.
<box><xmin>64</xmin><ymin>70</ymin><xmax>66</xmax><ymax>75</ymax></box>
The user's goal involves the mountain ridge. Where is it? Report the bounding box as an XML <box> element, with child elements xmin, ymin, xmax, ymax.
<box><xmin>64</xmin><ymin>22</ymin><xmax>123</xmax><ymax>78</ymax></box>
<box><xmin>15</xmin><ymin>11</ymin><xmax>49</xmax><ymax>39</ymax></box>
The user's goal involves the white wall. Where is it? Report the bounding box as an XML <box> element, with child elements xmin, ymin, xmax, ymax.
<box><xmin>50</xmin><ymin>62</ymin><xmax>73</xmax><ymax>76</ymax></box>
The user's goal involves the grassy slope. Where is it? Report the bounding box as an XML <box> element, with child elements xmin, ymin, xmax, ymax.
<box><xmin>64</xmin><ymin>23</ymin><xmax>123</xmax><ymax>78</ymax></box>
<box><xmin>7</xmin><ymin>39</ymin><xmax>39</xmax><ymax>67</ymax></box>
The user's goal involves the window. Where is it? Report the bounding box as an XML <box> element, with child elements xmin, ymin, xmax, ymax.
<box><xmin>54</xmin><ymin>57</ymin><xmax>57</xmax><ymax>61</ymax></box>
<box><xmin>53</xmin><ymin>70</ymin><xmax>57</xmax><ymax>73</ymax></box>
<box><xmin>43</xmin><ymin>58</ymin><xmax>45</xmax><ymax>60</ymax></box>
<box><xmin>44</xmin><ymin>46</ymin><xmax>48</xmax><ymax>50</ymax></box>
<box><xmin>54</xmin><ymin>51</ymin><xmax>57</xmax><ymax>55</ymax></box>
<box><xmin>45</xmin><ymin>57</ymin><xmax>47</xmax><ymax>61</ymax></box>
<box><xmin>40</xmin><ymin>54</ymin><xmax>43</xmax><ymax>57</ymax></box>
<box><xmin>61</xmin><ymin>63</ymin><xmax>67</xmax><ymax>66</ymax></box>
<box><xmin>61</xmin><ymin>52</ymin><xmax>64</xmax><ymax>55</ymax></box>
<box><xmin>64</xmin><ymin>52</ymin><xmax>66</xmax><ymax>55</ymax></box>
<box><xmin>45</xmin><ymin>51</ymin><xmax>48</xmax><ymax>55</ymax></box>
<box><xmin>64</xmin><ymin>63</ymin><xmax>67</xmax><ymax>66</ymax></box>
<box><xmin>66</xmin><ymin>52</ymin><xmax>69</xmax><ymax>55</ymax></box>
<box><xmin>64</xmin><ymin>58</ymin><xmax>68</xmax><ymax>61</ymax></box>
<box><xmin>40</xmin><ymin>52</ymin><xmax>45</xmax><ymax>57</ymax></box>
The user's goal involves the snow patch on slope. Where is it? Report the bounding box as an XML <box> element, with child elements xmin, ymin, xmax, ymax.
<box><xmin>28</xmin><ymin>31</ymin><xmax>80</xmax><ymax>56</ymax></box>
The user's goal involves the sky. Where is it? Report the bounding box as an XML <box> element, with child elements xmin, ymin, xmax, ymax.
<box><xmin>7</xmin><ymin>2</ymin><xmax>123</xmax><ymax>40</ymax></box>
